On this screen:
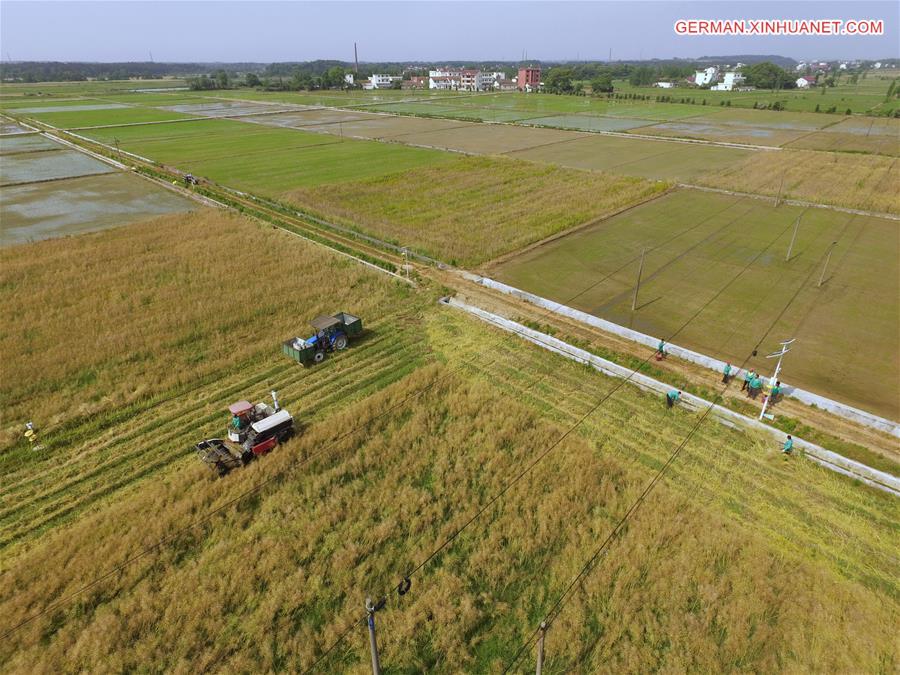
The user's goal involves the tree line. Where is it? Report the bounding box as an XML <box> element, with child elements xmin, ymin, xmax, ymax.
<box><xmin>540</xmin><ymin>61</ymin><xmax>799</xmax><ymax>95</ymax></box>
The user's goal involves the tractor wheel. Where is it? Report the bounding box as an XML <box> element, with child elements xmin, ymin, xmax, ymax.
<box><xmin>313</xmin><ymin>350</ymin><xmax>326</xmax><ymax>364</ymax></box>
<box><xmin>335</xmin><ymin>335</ymin><xmax>349</xmax><ymax>350</ymax></box>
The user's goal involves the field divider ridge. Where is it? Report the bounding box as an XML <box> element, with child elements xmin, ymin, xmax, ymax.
<box><xmin>679</xmin><ymin>183</ymin><xmax>900</xmax><ymax>221</ymax></box>
<box><xmin>442</xmin><ymin>296</ymin><xmax>900</xmax><ymax>496</ymax></box>
<box><xmin>11</xmin><ymin>117</ymin><xmax>418</xmax><ymax>283</ymax></box>
<box><xmin>458</xmin><ymin>271</ymin><xmax>900</xmax><ymax>438</ymax></box>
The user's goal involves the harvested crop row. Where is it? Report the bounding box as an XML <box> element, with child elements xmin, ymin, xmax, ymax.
<box><xmin>1</xmin><ymin>315</ymin><xmax>896</xmax><ymax>671</ymax></box>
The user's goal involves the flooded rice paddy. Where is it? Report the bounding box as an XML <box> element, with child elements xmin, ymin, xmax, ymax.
<box><xmin>1</xmin><ymin>131</ymin><xmax>193</xmax><ymax>245</ymax></box>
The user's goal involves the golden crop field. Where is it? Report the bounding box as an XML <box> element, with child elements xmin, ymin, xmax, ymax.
<box><xmin>3</xmin><ymin>70</ymin><xmax>899</xmax><ymax>675</ymax></box>
<box><xmin>0</xmin><ymin>209</ymin><xmax>414</xmax><ymax>445</ymax></box>
<box><xmin>283</xmin><ymin>156</ymin><xmax>669</xmax><ymax>266</ymax></box>
<box><xmin>696</xmin><ymin>148</ymin><xmax>900</xmax><ymax>214</ymax></box>
<box><xmin>1</xmin><ymin>307</ymin><xmax>896</xmax><ymax>673</ymax></box>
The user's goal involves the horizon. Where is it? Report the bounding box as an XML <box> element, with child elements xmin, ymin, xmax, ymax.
<box><xmin>4</xmin><ymin>54</ymin><xmax>899</xmax><ymax>65</ymax></box>
<box><xmin>1</xmin><ymin>1</ymin><xmax>897</xmax><ymax>63</ymax></box>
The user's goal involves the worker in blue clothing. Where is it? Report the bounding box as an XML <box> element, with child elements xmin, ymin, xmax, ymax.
<box><xmin>722</xmin><ymin>362</ymin><xmax>732</xmax><ymax>384</ymax></box>
<box><xmin>782</xmin><ymin>435</ymin><xmax>794</xmax><ymax>458</ymax></box>
<box><xmin>741</xmin><ymin>369</ymin><xmax>754</xmax><ymax>392</ymax></box>
<box><xmin>656</xmin><ymin>339</ymin><xmax>667</xmax><ymax>360</ymax></box>
<box><xmin>666</xmin><ymin>389</ymin><xmax>681</xmax><ymax>408</ymax></box>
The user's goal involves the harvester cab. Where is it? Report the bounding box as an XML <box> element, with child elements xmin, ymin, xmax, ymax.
<box><xmin>196</xmin><ymin>391</ymin><xmax>294</xmax><ymax>477</ymax></box>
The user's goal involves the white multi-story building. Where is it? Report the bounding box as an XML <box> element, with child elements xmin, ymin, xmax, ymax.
<box><xmin>477</xmin><ymin>71</ymin><xmax>501</xmax><ymax>90</ymax></box>
<box><xmin>429</xmin><ymin>69</ymin><xmax>456</xmax><ymax>89</ymax></box>
<box><xmin>694</xmin><ymin>67</ymin><xmax>719</xmax><ymax>86</ymax></box>
<box><xmin>368</xmin><ymin>74</ymin><xmax>401</xmax><ymax>89</ymax></box>
<box><xmin>459</xmin><ymin>69</ymin><xmax>481</xmax><ymax>91</ymax></box>
<box><xmin>344</xmin><ymin>73</ymin><xmax>354</xmax><ymax>86</ymax></box>
<box><xmin>428</xmin><ymin>68</ymin><xmax>505</xmax><ymax>91</ymax></box>
<box><xmin>710</xmin><ymin>71</ymin><xmax>745</xmax><ymax>91</ymax></box>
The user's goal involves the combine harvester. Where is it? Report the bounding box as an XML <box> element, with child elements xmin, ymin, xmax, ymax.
<box><xmin>196</xmin><ymin>391</ymin><xmax>294</xmax><ymax>477</ymax></box>
<box><xmin>282</xmin><ymin>312</ymin><xmax>363</xmax><ymax>365</ymax></box>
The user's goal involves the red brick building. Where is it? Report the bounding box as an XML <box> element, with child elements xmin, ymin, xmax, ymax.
<box><xmin>517</xmin><ymin>66</ymin><xmax>541</xmax><ymax>91</ymax></box>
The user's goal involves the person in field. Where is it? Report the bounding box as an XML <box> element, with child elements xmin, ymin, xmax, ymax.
<box><xmin>769</xmin><ymin>380</ymin><xmax>782</xmax><ymax>404</ymax></box>
<box><xmin>722</xmin><ymin>362</ymin><xmax>732</xmax><ymax>384</ymax></box>
<box><xmin>783</xmin><ymin>435</ymin><xmax>794</xmax><ymax>457</ymax></box>
<box><xmin>656</xmin><ymin>339</ymin><xmax>667</xmax><ymax>359</ymax></box>
<box><xmin>742</xmin><ymin>369</ymin><xmax>754</xmax><ymax>391</ymax></box>
<box><xmin>666</xmin><ymin>389</ymin><xmax>681</xmax><ymax>408</ymax></box>
<box><xmin>748</xmin><ymin>374</ymin><xmax>763</xmax><ymax>399</ymax></box>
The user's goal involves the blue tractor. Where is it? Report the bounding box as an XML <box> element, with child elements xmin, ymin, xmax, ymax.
<box><xmin>282</xmin><ymin>312</ymin><xmax>363</xmax><ymax>365</ymax></box>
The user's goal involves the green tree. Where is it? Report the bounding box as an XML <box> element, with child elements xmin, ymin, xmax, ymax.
<box><xmin>544</xmin><ymin>67</ymin><xmax>575</xmax><ymax>94</ymax></box>
<box><xmin>629</xmin><ymin>66</ymin><xmax>655</xmax><ymax>87</ymax></box>
<box><xmin>323</xmin><ymin>66</ymin><xmax>345</xmax><ymax>89</ymax></box>
<box><xmin>244</xmin><ymin>73</ymin><xmax>261</xmax><ymax>87</ymax></box>
<box><xmin>744</xmin><ymin>62</ymin><xmax>791</xmax><ymax>90</ymax></box>
<box><xmin>590</xmin><ymin>73</ymin><xmax>613</xmax><ymax>94</ymax></box>
<box><xmin>214</xmin><ymin>69</ymin><xmax>230</xmax><ymax>89</ymax></box>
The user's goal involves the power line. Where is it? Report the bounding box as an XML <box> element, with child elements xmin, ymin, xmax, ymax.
<box><xmin>302</xmin><ymin>213</ymin><xmax>799</xmax><ymax>672</ymax></box>
<box><xmin>6</xmin><ymin>196</ymin><xmax>796</xmax><ymax>654</ymax></box>
<box><xmin>3</xmin><ymin>211</ymin><xmax>711</xmax><ymax>640</ymax></box>
<box><xmin>503</xmin><ymin>238</ymin><xmax>832</xmax><ymax>672</ymax></box>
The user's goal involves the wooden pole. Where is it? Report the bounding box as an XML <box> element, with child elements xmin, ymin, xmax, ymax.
<box><xmin>785</xmin><ymin>214</ymin><xmax>801</xmax><ymax>261</ymax></box>
<box><xmin>535</xmin><ymin>622</ymin><xmax>547</xmax><ymax>675</ymax></box>
<box><xmin>365</xmin><ymin>598</ymin><xmax>382</xmax><ymax>675</ymax></box>
<box><xmin>631</xmin><ymin>248</ymin><xmax>646</xmax><ymax>311</ymax></box>
<box><xmin>817</xmin><ymin>242</ymin><xmax>837</xmax><ymax>288</ymax></box>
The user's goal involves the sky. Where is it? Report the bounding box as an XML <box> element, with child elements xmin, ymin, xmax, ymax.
<box><xmin>1</xmin><ymin>1</ymin><xmax>898</xmax><ymax>63</ymax></box>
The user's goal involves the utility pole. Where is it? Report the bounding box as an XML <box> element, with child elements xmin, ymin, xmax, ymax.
<box><xmin>785</xmin><ymin>213</ymin><xmax>801</xmax><ymax>261</ymax></box>
<box><xmin>759</xmin><ymin>339</ymin><xmax>794</xmax><ymax>421</ymax></box>
<box><xmin>354</xmin><ymin>42</ymin><xmax>359</xmax><ymax>75</ymax></box>
<box><xmin>365</xmin><ymin>597</ymin><xmax>382</xmax><ymax>675</ymax></box>
<box><xmin>631</xmin><ymin>248</ymin><xmax>646</xmax><ymax>311</ymax></box>
<box><xmin>774</xmin><ymin>169</ymin><xmax>786</xmax><ymax>207</ymax></box>
<box><xmin>535</xmin><ymin>621</ymin><xmax>547</xmax><ymax>675</ymax></box>
<box><xmin>817</xmin><ymin>241</ymin><xmax>837</xmax><ymax>287</ymax></box>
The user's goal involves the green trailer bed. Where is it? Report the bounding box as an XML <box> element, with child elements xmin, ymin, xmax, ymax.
<box><xmin>283</xmin><ymin>311</ymin><xmax>363</xmax><ymax>365</ymax></box>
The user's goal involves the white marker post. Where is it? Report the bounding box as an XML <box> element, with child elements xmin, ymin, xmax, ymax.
<box><xmin>759</xmin><ymin>339</ymin><xmax>795</xmax><ymax>421</ymax></box>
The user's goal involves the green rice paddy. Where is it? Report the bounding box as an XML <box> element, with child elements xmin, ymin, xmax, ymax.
<box><xmin>491</xmin><ymin>188</ymin><xmax>899</xmax><ymax>418</ymax></box>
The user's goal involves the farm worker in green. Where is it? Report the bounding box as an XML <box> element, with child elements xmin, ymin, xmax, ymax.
<box><xmin>722</xmin><ymin>362</ymin><xmax>732</xmax><ymax>384</ymax></box>
<box><xmin>666</xmin><ymin>389</ymin><xmax>681</xmax><ymax>408</ymax></box>
<box><xmin>748</xmin><ymin>375</ymin><xmax>763</xmax><ymax>399</ymax></box>
<box><xmin>770</xmin><ymin>380</ymin><xmax>782</xmax><ymax>403</ymax></box>
<box><xmin>231</xmin><ymin>414</ymin><xmax>243</xmax><ymax>430</ymax></box>
<box><xmin>741</xmin><ymin>369</ymin><xmax>754</xmax><ymax>391</ymax></box>
<box><xmin>782</xmin><ymin>435</ymin><xmax>794</xmax><ymax>456</ymax></box>
<box><xmin>656</xmin><ymin>339</ymin><xmax>667</xmax><ymax>359</ymax></box>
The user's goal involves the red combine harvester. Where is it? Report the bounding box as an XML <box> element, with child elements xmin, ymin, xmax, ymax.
<box><xmin>195</xmin><ymin>391</ymin><xmax>294</xmax><ymax>477</ymax></box>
